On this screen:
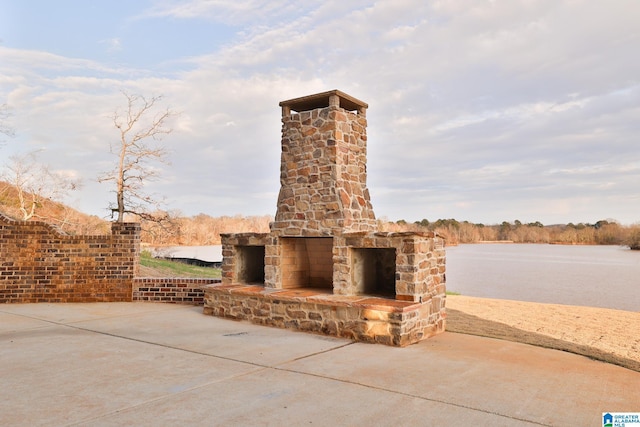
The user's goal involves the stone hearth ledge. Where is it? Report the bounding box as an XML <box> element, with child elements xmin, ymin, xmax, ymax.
<box><xmin>203</xmin><ymin>283</ymin><xmax>446</xmax><ymax>347</ymax></box>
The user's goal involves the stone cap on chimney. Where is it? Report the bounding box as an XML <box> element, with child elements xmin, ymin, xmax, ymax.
<box><xmin>280</xmin><ymin>90</ymin><xmax>368</xmax><ymax>117</ymax></box>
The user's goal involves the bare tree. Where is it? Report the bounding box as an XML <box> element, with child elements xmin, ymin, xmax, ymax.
<box><xmin>1</xmin><ymin>150</ymin><xmax>79</xmax><ymax>221</ymax></box>
<box><xmin>99</xmin><ymin>92</ymin><xmax>176</xmax><ymax>222</ymax></box>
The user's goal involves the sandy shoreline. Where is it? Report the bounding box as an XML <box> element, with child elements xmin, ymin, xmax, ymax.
<box><xmin>446</xmin><ymin>295</ymin><xmax>640</xmax><ymax>372</ymax></box>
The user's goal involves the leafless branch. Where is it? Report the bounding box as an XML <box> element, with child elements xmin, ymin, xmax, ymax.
<box><xmin>1</xmin><ymin>151</ymin><xmax>80</xmax><ymax>221</ymax></box>
<box><xmin>99</xmin><ymin>91</ymin><xmax>177</xmax><ymax>222</ymax></box>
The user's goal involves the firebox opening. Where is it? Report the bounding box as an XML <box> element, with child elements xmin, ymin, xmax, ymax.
<box><xmin>281</xmin><ymin>237</ymin><xmax>333</xmax><ymax>290</ymax></box>
<box><xmin>351</xmin><ymin>248</ymin><xmax>396</xmax><ymax>298</ymax></box>
<box><xmin>235</xmin><ymin>245</ymin><xmax>266</xmax><ymax>284</ymax></box>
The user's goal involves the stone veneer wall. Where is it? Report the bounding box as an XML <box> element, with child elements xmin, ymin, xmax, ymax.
<box><xmin>203</xmin><ymin>285</ymin><xmax>445</xmax><ymax>346</ymax></box>
<box><xmin>212</xmin><ymin>230</ymin><xmax>447</xmax><ymax>346</ymax></box>
<box><xmin>220</xmin><ymin>232</ymin><xmax>269</xmax><ymax>285</ymax></box>
<box><xmin>335</xmin><ymin>232</ymin><xmax>447</xmax><ymax>302</ymax></box>
<box><xmin>272</xmin><ymin>104</ymin><xmax>376</xmax><ymax>237</ymax></box>
<box><xmin>0</xmin><ymin>213</ymin><xmax>139</xmax><ymax>303</ymax></box>
<box><xmin>133</xmin><ymin>278</ymin><xmax>220</xmax><ymax>304</ymax></box>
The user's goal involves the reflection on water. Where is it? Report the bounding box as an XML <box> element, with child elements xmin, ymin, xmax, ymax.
<box><xmin>445</xmin><ymin>244</ymin><xmax>640</xmax><ymax>312</ymax></box>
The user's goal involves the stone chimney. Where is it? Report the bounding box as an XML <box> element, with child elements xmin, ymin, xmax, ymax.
<box><xmin>271</xmin><ymin>90</ymin><xmax>377</xmax><ymax>237</ymax></box>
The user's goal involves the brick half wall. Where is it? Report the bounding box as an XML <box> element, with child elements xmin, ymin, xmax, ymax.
<box><xmin>133</xmin><ymin>278</ymin><xmax>221</xmax><ymax>304</ymax></box>
<box><xmin>0</xmin><ymin>214</ymin><xmax>139</xmax><ymax>303</ymax></box>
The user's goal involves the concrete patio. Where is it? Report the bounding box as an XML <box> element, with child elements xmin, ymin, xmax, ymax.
<box><xmin>1</xmin><ymin>302</ymin><xmax>637</xmax><ymax>426</ymax></box>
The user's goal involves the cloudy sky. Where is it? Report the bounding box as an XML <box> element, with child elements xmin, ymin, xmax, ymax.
<box><xmin>1</xmin><ymin>0</ymin><xmax>639</xmax><ymax>225</ymax></box>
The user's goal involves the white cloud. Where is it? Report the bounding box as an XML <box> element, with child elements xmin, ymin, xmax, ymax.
<box><xmin>100</xmin><ymin>38</ymin><xmax>122</xmax><ymax>54</ymax></box>
<box><xmin>142</xmin><ymin>0</ymin><xmax>321</xmax><ymax>26</ymax></box>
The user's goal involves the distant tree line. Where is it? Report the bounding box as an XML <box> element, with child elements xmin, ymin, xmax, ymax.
<box><xmin>381</xmin><ymin>218</ymin><xmax>640</xmax><ymax>248</ymax></box>
<box><xmin>139</xmin><ymin>213</ymin><xmax>272</xmax><ymax>246</ymax></box>
<box><xmin>2</xmin><ymin>181</ymin><xmax>638</xmax><ymax>250</ymax></box>
<box><xmin>139</xmin><ymin>213</ymin><xmax>639</xmax><ymax>250</ymax></box>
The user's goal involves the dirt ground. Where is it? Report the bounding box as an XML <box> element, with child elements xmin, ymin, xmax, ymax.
<box><xmin>446</xmin><ymin>295</ymin><xmax>640</xmax><ymax>372</ymax></box>
<box><xmin>138</xmin><ymin>265</ymin><xmax>166</xmax><ymax>277</ymax></box>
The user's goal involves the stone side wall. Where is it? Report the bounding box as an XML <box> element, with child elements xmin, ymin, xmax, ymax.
<box><xmin>220</xmin><ymin>233</ymin><xmax>269</xmax><ymax>285</ymax></box>
<box><xmin>264</xmin><ymin>235</ymin><xmax>280</xmax><ymax>288</ymax></box>
<box><xmin>133</xmin><ymin>278</ymin><xmax>220</xmax><ymax>304</ymax></box>
<box><xmin>272</xmin><ymin>105</ymin><xmax>376</xmax><ymax>237</ymax></box>
<box><xmin>332</xmin><ymin>232</ymin><xmax>446</xmax><ymax>333</ymax></box>
<box><xmin>335</xmin><ymin>232</ymin><xmax>447</xmax><ymax>302</ymax></box>
<box><xmin>0</xmin><ymin>214</ymin><xmax>139</xmax><ymax>303</ymax></box>
<box><xmin>203</xmin><ymin>284</ymin><xmax>445</xmax><ymax>346</ymax></box>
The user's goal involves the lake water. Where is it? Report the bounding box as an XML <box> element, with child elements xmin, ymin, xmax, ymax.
<box><xmin>445</xmin><ymin>244</ymin><xmax>640</xmax><ymax>312</ymax></box>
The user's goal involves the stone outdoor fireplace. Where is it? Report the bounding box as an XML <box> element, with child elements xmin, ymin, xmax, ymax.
<box><xmin>204</xmin><ymin>90</ymin><xmax>446</xmax><ymax>346</ymax></box>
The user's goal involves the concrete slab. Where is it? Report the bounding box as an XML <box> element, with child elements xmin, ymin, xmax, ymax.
<box><xmin>0</xmin><ymin>301</ymin><xmax>183</xmax><ymax>324</ymax></box>
<box><xmin>0</xmin><ymin>303</ymin><xmax>349</xmax><ymax>366</ymax></box>
<box><xmin>1</xmin><ymin>303</ymin><xmax>638</xmax><ymax>426</ymax></box>
<box><xmin>0</xmin><ymin>323</ymin><xmax>258</xmax><ymax>426</ymax></box>
<box><xmin>89</xmin><ymin>366</ymin><xmax>511</xmax><ymax>427</ymax></box>
<box><xmin>49</xmin><ymin>303</ymin><xmax>350</xmax><ymax>367</ymax></box>
<box><xmin>0</xmin><ymin>311</ymin><xmax>57</xmax><ymax>332</ymax></box>
<box><xmin>283</xmin><ymin>332</ymin><xmax>640</xmax><ymax>426</ymax></box>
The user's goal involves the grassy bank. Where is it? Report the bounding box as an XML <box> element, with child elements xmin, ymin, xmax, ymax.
<box><xmin>140</xmin><ymin>251</ymin><xmax>221</xmax><ymax>278</ymax></box>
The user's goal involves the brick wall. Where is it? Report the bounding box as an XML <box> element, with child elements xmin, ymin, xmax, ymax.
<box><xmin>133</xmin><ymin>277</ymin><xmax>220</xmax><ymax>304</ymax></box>
<box><xmin>0</xmin><ymin>213</ymin><xmax>139</xmax><ymax>303</ymax></box>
